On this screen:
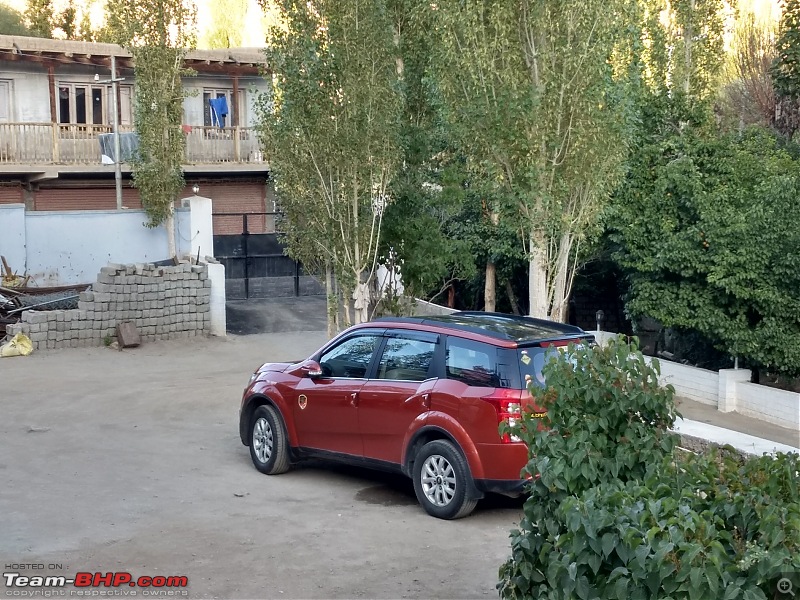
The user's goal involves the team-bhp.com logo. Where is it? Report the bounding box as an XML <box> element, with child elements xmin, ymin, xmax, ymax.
<box><xmin>4</xmin><ymin>572</ymin><xmax>188</xmax><ymax>596</ymax></box>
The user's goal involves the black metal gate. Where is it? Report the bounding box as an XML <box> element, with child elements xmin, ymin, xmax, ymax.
<box><xmin>213</xmin><ymin>213</ymin><xmax>324</xmax><ymax>300</ymax></box>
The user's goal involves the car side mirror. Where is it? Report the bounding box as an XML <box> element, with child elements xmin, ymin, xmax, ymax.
<box><xmin>302</xmin><ymin>360</ymin><xmax>324</xmax><ymax>379</ymax></box>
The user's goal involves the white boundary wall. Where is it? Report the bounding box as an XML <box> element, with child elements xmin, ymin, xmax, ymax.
<box><xmin>737</xmin><ymin>382</ymin><xmax>800</xmax><ymax>431</ymax></box>
<box><xmin>0</xmin><ymin>196</ymin><xmax>217</xmax><ymax>286</ymax></box>
<box><xmin>0</xmin><ymin>196</ymin><xmax>225</xmax><ymax>336</ymax></box>
<box><xmin>591</xmin><ymin>332</ymin><xmax>799</xmax><ymax>433</ymax></box>
<box><xmin>656</xmin><ymin>360</ymin><xmax>719</xmax><ymax>406</ymax></box>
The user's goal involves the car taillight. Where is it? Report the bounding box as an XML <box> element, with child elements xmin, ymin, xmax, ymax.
<box><xmin>481</xmin><ymin>389</ymin><xmax>524</xmax><ymax>443</ymax></box>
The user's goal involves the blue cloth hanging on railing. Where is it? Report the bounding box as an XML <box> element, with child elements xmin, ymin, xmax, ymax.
<box><xmin>209</xmin><ymin>97</ymin><xmax>229</xmax><ymax>127</ymax></box>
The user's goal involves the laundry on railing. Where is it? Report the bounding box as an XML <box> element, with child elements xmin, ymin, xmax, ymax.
<box><xmin>209</xmin><ymin>97</ymin><xmax>229</xmax><ymax>128</ymax></box>
<box><xmin>98</xmin><ymin>132</ymin><xmax>139</xmax><ymax>163</ymax></box>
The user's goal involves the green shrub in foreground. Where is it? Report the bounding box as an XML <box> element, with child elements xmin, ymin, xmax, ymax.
<box><xmin>497</xmin><ymin>338</ymin><xmax>800</xmax><ymax>599</ymax></box>
<box><xmin>499</xmin><ymin>449</ymin><xmax>800</xmax><ymax>599</ymax></box>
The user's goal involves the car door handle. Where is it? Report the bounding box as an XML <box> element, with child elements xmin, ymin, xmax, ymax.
<box><xmin>421</xmin><ymin>393</ymin><xmax>430</xmax><ymax>409</ymax></box>
<box><xmin>403</xmin><ymin>392</ymin><xmax>431</xmax><ymax>408</ymax></box>
<box><xmin>350</xmin><ymin>392</ymin><xmax>359</xmax><ymax>407</ymax></box>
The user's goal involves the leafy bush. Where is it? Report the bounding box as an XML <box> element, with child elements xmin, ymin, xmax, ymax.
<box><xmin>505</xmin><ymin>337</ymin><xmax>681</xmax><ymax>510</ymax></box>
<box><xmin>499</xmin><ymin>449</ymin><xmax>800</xmax><ymax>600</ymax></box>
<box><xmin>498</xmin><ymin>337</ymin><xmax>680</xmax><ymax>595</ymax></box>
<box><xmin>498</xmin><ymin>338</ymin><xmax>800</xmax><ymax>600</ymax></box>
<box><xmin>611</xmin><ymin>125</ymin><xmax>800</xmax><ymax>375</ymax></box>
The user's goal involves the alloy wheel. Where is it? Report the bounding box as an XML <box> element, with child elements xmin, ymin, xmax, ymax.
<box><xmin>252</xmin><ymin>417</ymin><xmax>273</xmax><ymax>463</ymax></box>
<box><xmin>420</xmin><ymin>454</ymin><xmax>457</xmax><ymax>507</ymax></box>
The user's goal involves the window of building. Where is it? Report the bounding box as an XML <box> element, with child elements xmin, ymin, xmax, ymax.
<box><xmin>202</xmin><ymin>88</ymin><xmax>246</xmax><ymax>127</ymax></box>
<box><xmin>0</xmin><ymin>80</ymin><xmax>10</xmax><ymax>122</ymax></box>
<box><xmin>57</xmin><ymin>83</ymin><xmax>133</xmax><ymax>126</ymax></box>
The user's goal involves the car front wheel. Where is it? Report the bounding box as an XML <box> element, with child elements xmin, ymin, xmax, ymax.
<box><xmin>249</xmin><ymin>405</ymin><xmax>291</xmax><ymax>475</ymax></box>
<box><xmin>412</xmin><ymin>440</ymin><xmax>478</xmax><ymax>519</ymax></box>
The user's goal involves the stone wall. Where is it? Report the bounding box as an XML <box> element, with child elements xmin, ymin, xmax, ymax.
<box><xmin>7</xmin><ymin>262</ymin><xmax>212</xmax><ymax>350</ymax></box>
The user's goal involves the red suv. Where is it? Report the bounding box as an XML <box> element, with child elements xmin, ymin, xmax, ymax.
<box><xmin>238</xmin><ymin>312</ymin><xmax>591</xmax><ymax>519</ymax></box>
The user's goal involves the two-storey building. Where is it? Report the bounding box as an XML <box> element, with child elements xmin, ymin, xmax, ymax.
<box><xmin>0</xmin><ymin>34</ymin><xmax>272</xmax><ymax>234</ymax></box>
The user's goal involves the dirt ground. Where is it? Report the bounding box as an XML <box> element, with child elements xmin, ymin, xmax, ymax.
<box><xmin>0</xmin><ymin>332</ymin><xmax>524</xmax><ymax>600</ymax></box>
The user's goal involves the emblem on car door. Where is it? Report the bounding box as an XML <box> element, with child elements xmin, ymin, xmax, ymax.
<box><xmin>298</xmin><ymin>394</ymin><xmax>308</xmax><ymax>410</ymax></box>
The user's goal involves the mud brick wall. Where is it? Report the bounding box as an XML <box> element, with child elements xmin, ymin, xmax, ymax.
<box><xmin>8</xmin><ymin>262</ymin><xmax>212</xmax><ymax>351</ymax></box>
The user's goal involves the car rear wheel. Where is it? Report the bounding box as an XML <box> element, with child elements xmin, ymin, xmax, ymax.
<box><xmin>412</xmin><ymin>440</ymin><xmax>478</xmax><ymax>519</ymax></box>
<box><xmin>249</xmin><ymin>405</ymin><xmax>290</xmax><ymax>475</ymax></box>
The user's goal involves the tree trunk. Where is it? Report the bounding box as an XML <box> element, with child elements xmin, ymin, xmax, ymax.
<box><xmin>341</xmin><ymin>284</ymin><xmax>353</xmax><ymax>328</ymax></box>
<box><xmin>484</xmin><ymin>259</ymin><xmax>496</xmax><ymax>312</ymax></box>
<box><xmin>325</xmin><ymin>261</ymin><xmax>335</xmax><ymax>338</ymax></box>
<box><xmin>353</xmin><ymin>273</ymin><xmax>370</xmax><ymax>325</ymax></box>
<box><xmin>165</xmin><ymin>208</ymin><xmax>177</xmax><ymax>260</ymax></box>
<box><xmin>550</xmin><ymin>232</ymin><xmax>573</xmax><ymax>323</ymax></box>
<box><xmin>505</xmin><ymin>279</ymin><xmax>521</xmax><ymax>315</ymax></box>
<box><xmin>528</xmin><ymin>232</ymin><xmax>549</xmax><ymax>318</ymax></box>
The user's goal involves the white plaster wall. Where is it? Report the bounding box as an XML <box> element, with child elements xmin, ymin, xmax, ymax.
<box><xmin>737</xmin><ymin>382</ymin><xmax>800</xmax><ymax>431</ymax></box>
<box><xmin>244</xmin><ymin>79</ymin><xmax>268</xmax><ymax>126</ymax></box>
<box><xmin>23</xmin><ymin>208</ymin><xmax>190</xmax><ymax>285</ymax></box>
<box><xmin>653</xmin><ymin>359</ymin><xmax>719</xmax><ymax>406</ymax></box>
<box><xmin>0</xmin><ymin>204</ymin><xmax>27</xmax><ymax>275</ymax></box>
<box><xmin>207</xmin><ymin>262</ymin><xmax>226</xmax><ymax>336</ymax></box>
<box><xmin>187</xmin><ymin>195</ymin><xmax>214</xmax><ymax>260</ymax></box>
<box><xmin>413</xmin><ymin>298</ymin><xmax>456</xmax><ymax>316</ymax></box>
<box><xmin>2</xmin><ymin>67</ymin><xmax>51</xmax><ymax>122</ymax></box>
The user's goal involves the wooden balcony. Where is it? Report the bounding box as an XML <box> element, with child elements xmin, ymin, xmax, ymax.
<box><xmin>0</xmin><ymin>123</ymin><xmax>266</xmax><ymax>167</ymax></box>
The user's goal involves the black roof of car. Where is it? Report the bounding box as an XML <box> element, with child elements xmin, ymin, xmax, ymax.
<box><xmin>375</xmin><ymin>311</ymin><xmax>590</xmax><ymax>345</ymax></box>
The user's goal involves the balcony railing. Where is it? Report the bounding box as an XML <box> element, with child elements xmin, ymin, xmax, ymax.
<box><xmin>0</xmin><ymin>123</ymin><xmax>266</xmax><ymax>166</ymax></box>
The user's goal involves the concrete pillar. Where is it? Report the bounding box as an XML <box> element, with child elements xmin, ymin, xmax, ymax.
<box><xmin>718</xmin><ymin>368</ymin><xmax>752</xmax><ymax>413</ymax></box>
<box><xmin>188</xmin><ymin>195</ymin><xmax>214</xmax><ymax>260</ymax></box>
<box><xmin>0</xmin><ymin>204</ymin><xmax>28</xmax><ymax>277</ymax></box>
<box><xmin>207</xmin><ymin>262</ymin><xmax>226</xmax><ymax>337</ymax></box>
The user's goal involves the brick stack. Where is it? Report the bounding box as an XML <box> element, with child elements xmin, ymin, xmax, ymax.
<box><xmin>7</xmin><ymin>262</ymin><xmax>212</xmax><ymax>351</ymax></box>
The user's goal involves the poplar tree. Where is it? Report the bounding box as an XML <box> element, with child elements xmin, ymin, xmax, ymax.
<box><xmin>105</xmin><ymin>0</ymin><xmax>197</xmax><ymax>258</ymax></box>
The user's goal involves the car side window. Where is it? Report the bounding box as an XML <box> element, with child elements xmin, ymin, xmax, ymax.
<box><xmin>318</xmin><ymin>335</ymin><xmax>379</xmax><ymax>378</ymax></box>
<box><xmin>445</xmin><ymin>338</ymin><xmax>501</xmax><ymax>387</ymax></box>
<box><xmin>376</xmin><ymin>336</ymin><xmax>436</xmax><ymax>382</ymax></box>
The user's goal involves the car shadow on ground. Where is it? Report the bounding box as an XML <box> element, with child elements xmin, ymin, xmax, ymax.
<box><xmin>292</xmin><ymin>460</ymin><xmax>526</xmax><ymax>515</ymax></box>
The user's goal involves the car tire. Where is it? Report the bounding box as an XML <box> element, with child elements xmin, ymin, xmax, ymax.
<box><xmin>249</xmin><ymin>405</ymin><xmax>291</xmax><ymax>475</ymax></box>
<box><xmin>412</xmin><ymin>440</ymin><xmax>478</xmax><ymax>520</ymax></box>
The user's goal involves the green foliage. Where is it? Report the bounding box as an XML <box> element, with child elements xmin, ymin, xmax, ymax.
<box><xmin>772</xmin><ymin>0</ymin><xmax>800</xmax><ymax>136</ymax></box>
<box><xmin>498</xmin><ymin>338</ymin><xmax>800</xmax><ymax>599</ymax></box>
<box><xmin>0</xmin><ymin>2</ymin><xmax>37</xmax><ymax>36</ymax></box>
<box><xmin>257</xmin><ymin>0</ymin><xmax>404</xmax><ymax>326</ymax></box>
<box><xmin>651</xmin><ymin>0</ymin><xmax>727</xmax><ymax>98</ymax></box>
<box><xmin>427</xmin><ymin>0</ymin><xmax>638</xmax><ymax>320</ymax></box>
<box><xmin>611</xmin><ymin>123</ymin><xmax>800</xmax><ymax>375</ymax></box>
<box><xmin>773</xmin><ymin>0</ymin><xmax>800</xmax><ymax>100</ymax></box>
<box><xmin>23</xmin><ymin>0</ymin><xmax>53</xmax><ymax>37</ymax></box>
<box><xmin>57</xmin><ymin>1</ymin><xmax>76</xmax><ymax>38</ymax></box>
<box><xmin>202</xmin><ymin>0</ymin><xmax>247</xmax><ymax>48</ymax></box>
<box><xmin>498</xmin><ymin>337</ymin><xmax>681</xmax><ymax>597</ymax></box>
<box><xmin>500</xmin><ymin>447</ymin><xmax>800</xmax><ymax>600</ymax></box>
<box><xmin>78</xmin><ymin>8</ymin><xmax>94</xmax><ymax>41</ymax></box>
<box><xmin>377</xmin><ymin>1</ymin><xmax>475</xmax><ymax>301</ymax></box>
<box><xmin>106</xmin><ymin>0</ymin><xmax>196</xmax><ymax>231</ymax></box>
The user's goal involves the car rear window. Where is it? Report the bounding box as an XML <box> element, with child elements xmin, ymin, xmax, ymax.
<box><xmin>445</xmin><ymin>336</ymin><xmax>588</xmax><ymax>390</ymax></box>
<box><xmin>445</xmin><ymin>338</ymin><xmax>501</xmax><ymax>387</ymax></box>
<box><xmin>445</xmin><ymin>337</ymin><xmax>533</xmax><ymax>389</ymax></box>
